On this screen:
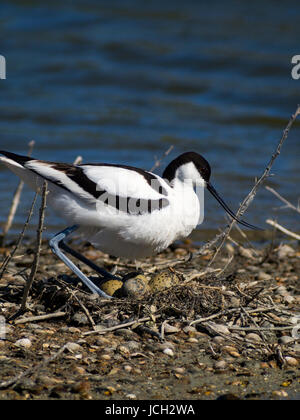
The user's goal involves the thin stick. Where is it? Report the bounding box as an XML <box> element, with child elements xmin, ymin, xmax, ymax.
<box><xmin>228</xmin><ymin>325</ymin><xmax>297</xmax><ymax>332</ymax></box>
<box><xmin>83</xmin><ymin>316</ymin><xmax>157</xmax><ymax>336</ymax></box>
<box><xmin>19</xmin><ymin>181</ymin><xmax>48</xmax><ymax>312</ymax></box>
<box><xmin>14</xmin><ymin>311</ymin><xmax>66</xmax><ymax>325</ymax></box>
<box><xmin>71</xmin><ymin>292</ymin><xmax>96</xmax><ymax>329</ymax></box>
<box><xmin>0</xmin><ymin>193</ymin><xmax>38</xmax><ymax>280</ymax></box>
<box><xmin>149</xmin><ymin>145</ymin><xmax>174</xmax><ymax>173</ymax></box>
<box><xmin>0</xmin><ymin>342</ymin><xmax>67</xmax><ymax>390</ymax></box>
<box><xmin>73</xmin><ymin>156</ymin><xmax>83</xmax><ymax>165</ymax></box>
<box><xmin>265</xmin><ymin>185</ymin><xmax>300</xmax><ymax>214</ymax></box>
<box><xmin>190</xmin><ymin>306</ymin><xmax>276</xmax><ymax>326</ymax></box>
<box><xmin>206</xmin><ymin>105</ymin><xmax>300</xmax><ymax>266</ymax></box>
<box><xmin>1</xmin><ymin>141</ymin><xmax>35</xmax><ymax>244</ymax></box>
<box><xmin>266</xmin><ymin>219</ymin><xmax>300</xmax><ymax>240</ymax></box>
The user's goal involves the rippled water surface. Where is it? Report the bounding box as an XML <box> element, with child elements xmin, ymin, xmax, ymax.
<box><xmin>0</xmin><ymin>0</ymin><xmax>299</xmax><ymax>237</ymax></box>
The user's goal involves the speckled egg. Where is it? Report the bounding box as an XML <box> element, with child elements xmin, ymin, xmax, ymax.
<box><xmin>121</xmin><ymin>274</ymin><xmax>150</xmax><ymax>298</ymax></box>
<box><xmin>100</xmin><ymin>279</ymin><xmax>124</xmax><ymax>297</ymax></box>
<box><xmin>148</xmin><ymin>270</ymin><xmax>180</xmax><ymax>292</ymax></box>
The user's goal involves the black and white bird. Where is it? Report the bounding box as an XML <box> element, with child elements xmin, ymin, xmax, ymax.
<box><xmin>0</xmin><ymin>151</ymin><xmax>259</xmax><ymax>298</ymax></box>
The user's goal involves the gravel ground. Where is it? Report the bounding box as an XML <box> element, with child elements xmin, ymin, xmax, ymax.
<box><xmin>0</xmin><ymin>236</ymin><xmax>299</xmax><ymax>400</ymax></box>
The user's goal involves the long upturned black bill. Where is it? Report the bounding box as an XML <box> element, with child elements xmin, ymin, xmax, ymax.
<box><xmin>207</xmin><ymin>183</ymin><xmax>262</xmax><ymax>230</ymax></box>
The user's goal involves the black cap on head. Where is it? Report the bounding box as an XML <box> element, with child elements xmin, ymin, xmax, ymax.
<box><xmin>163</xmin><ymin>152</ymin><xmax>211</xmax><ymax>183</ymax></box>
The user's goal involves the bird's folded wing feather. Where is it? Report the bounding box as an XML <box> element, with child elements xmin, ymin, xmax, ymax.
<box><xmin>24</xmin><ymin>161</ymin><xmax>168</xmax><ymax>202</ymax></box>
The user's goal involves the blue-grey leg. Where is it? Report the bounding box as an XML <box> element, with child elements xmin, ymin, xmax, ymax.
<box><xmin>49</xmin><ymin>225</ymin><xmax>114</xmax><ymax>299</ymax></box>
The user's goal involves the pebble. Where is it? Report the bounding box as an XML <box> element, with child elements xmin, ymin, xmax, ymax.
<box><xmin>214</xmin><ymin>360</ymin><xmax>227</xmax><ymax>370</ymax></box>
<box><xmin>123</xmin><ymin>365</ymin><xmax>133</xmax><ymax>373</ymax></box>
<box><xmin>157</xmin><ymin>341</ymin><xmax>175</xmax><ymax>351</ymax></box>
<box><xmin>245</xmin><ymin>333</ymin><xmax>262</xmax><ymax>342</ymax></box>
<box><xmin>72</xmin><ymin>312</ymin><xmax>89</xmax><ymax>326</ymax></box>
<box><xmin>173</xmin><ymin>367</ymin><xmax>185</xmax><ymax>374</ymax></box>
<box><xmin>213</xmin><ymin>336</ymin><xmax>225</xmax><ymax>344</ymax></box>
<box><xmin>126</xmin><ymin>341</ymin><xmax>141</xmax><ymax>352</ymax></box>
<box><xmin>117</xmin><ymin>345</ymin><xmax>130</xmax><ymax>357</ymax></box>
<box><xmin>284</xmin><ymin>357</ymin><xmax>298</xmax><ymax>367</ymax></box>
<box><xmin>279</xmin><ymin>336</ymin><xmax>295</xmax><ymax>345</ymax></box>
<box><xmin>65</xmin><ymin>342</ymin><xmax>81</xmax><ymax>352</ymax></box>
<box><xmin>183</xmin><ymin>326</ymin><xmax>197</xmax><ymax>334</ymax></box>
<box><xmin>163</xmin><ymin>323</ymin><xmax>180</xmax><ymax>334</ymax></box>
<box><xmin>15</xmin><ymin>338</ymin><xmax>31</xmax><ymax>349</ymax></box>
<box><xmin>222</xmin><ymin>346</ymin><xmax>241</xmax><ymax>357</ymax></box>
<box><xmin>272</xmin><ymin>390</ymin><xmax>288</xmax><ymax>398</ymax></box>
<box><xmin>187</xmin><ymin>337</ymin><xmax>198</xmax><ymax>343</ymax></box>
<box><xmin>257</xmin><ymin>271</ymin><xmax>272</xmax><ymax>281</ymax></box>
<box><xmin>126</xmin><ymin>394</ymin><xmax>137</xmax><ymax>399</ymax></box>
<box><xmin>163</xmin><ymin>348</ymin><xmax>174</xmax><ymax>357</ymax></box>
<box><xmin>209</xmin><ymin>323</ymin><xmax>230</xmax><ymax>335</ymax></box>
<box><xmin>277</xmin><ymin>244</ymin><xmax>294</xmax><ymax>259</ymax></box>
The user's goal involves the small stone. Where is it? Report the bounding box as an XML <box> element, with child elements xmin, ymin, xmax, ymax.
<box><xmin>123</xmin><ymin>365</ymin><xmax>133</xmax><ymax>372</ymax></box>
<box><xmin>65</xmin><ymin>342</ymin><xmax>81</xmax><ymax>352</ymax></box>
<box><xmin>173</xmin><ymin>367</ymin><xmax>185</xmax><ymax>374</ymax></box>
<box><xmin>214</xmin><ymin>360</ymin><xmax>227</xmax><ymax>370</ymax></box>
<box><xmin>158</xmin><ymin>341</ymin><xmax>175</xmax><ymax>351</ymax></box>
<box><xmin>209</xmin><ymin>323</ymin><xmax>230</xmax><ymax>335</ymax></box>
<box><xmin>72</xmin><ymin>312</ymin><xmax>89</xmax><ymax>326</ymax></box>
<box><xmin>257</xmin><ymin>271</ymin><xmax>272</xmax><ymax>281</ymax></box>
<box><xmin>283</xmin><ymin>295</ymin><xmax>294</xmax><ymax>304</ymax></box>
<box><xmin>222</xmin><ymin>346</ymin><xmax>240</xmax><ymax>357</ymax></box>
<box><xmin>126</xmin><ymin>341</ymin><xmax>140</xmax><ymax>352</ymax></box>
<box><xmin>284</xmin><ymin>357</ymin><xmax>298</xmax><ymax>367</ymax></box>
<box><xmin>277</xmin><ymin>285</ymin><xmax>288</xmax><ymax>296</ymax></box>
<box><xmin>75</xmin><ymin>366</ymin><xmax>86</xmax><ymax>375</ymax></box>
<box><xmin>272</xmin><ymin>390</ymin><xmax>288</xmax><ymax>398</ymax></box>
<box><xmin>117</xmin><ymin>345</ymin><xmax>130</xmax><ymax>357</ymax></box>
<box><xmin>163</xmin><ymin>348</ymin><xmax>174</xmax><ymax>357</ymax></box>
<box><xmin>187</xmin><ymin>337</ymin><xmax>198</xmax><ymax>343</ymax></box>
<box><xmin>15</xmin><ymin>338</ymin><xmax>31</xmax><ymax>349</ymax></box>
<box><xmin>277</xmin><ymin>245</ymin><xmax>294</xmax><ymax>259</ymax></box>
<box><xmin>183</xmin><ymin>326</ymin><xmax>197</xmax><ymax>334</ymax></box>
<box><xmin>126</xmin><ymin>394</ymin><xmax>137</xmax><ymax>399</ymax></box>
<box><xmin>245</xmin><ymin>333</ymin><xmax>262</xmax><ymax>342</ymax></box>
<box><xmin>213</xmin><ymin>336</ymin><xmax>225</xmax><ymax>344</ymax></box>
<box><xmin>279</xmin><ymin>336</ymin><xmax>295</xmax><ymax>345</ymax></box>
<box><xmin>163</xmin><ymin>323</ymin><xmax>180</xmax><ymax>334</ymax></box>
<box><xmin>101</xmin><ymin>354</ymin><xmax>111</xmax><ymax>360</ymax></box>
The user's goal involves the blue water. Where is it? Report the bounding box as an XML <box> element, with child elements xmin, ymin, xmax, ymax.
<box><xmin>0</xmin><ymin>0</ymin><xmax>299</xmax><ymax>237</ymax></box>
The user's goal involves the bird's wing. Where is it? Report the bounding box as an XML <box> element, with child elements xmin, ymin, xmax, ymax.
<box><xmin>80</xmin><ymin>164</ymin><xmax>169</xmax><ymax>200</ymax></box>
<box><xmin>0</xmin><ymin>151</ymin><xmax>170</xmax><ymax>214</ymax></box>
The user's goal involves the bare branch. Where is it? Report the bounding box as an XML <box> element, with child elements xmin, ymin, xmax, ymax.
<box><xmin>266</xmin><ymin>218</ymin><xmax>300</xmax><ymax>240</ymax></box>
<box><xmin>265</xmin><ymin>185</ymin><xmax>300</xmax><ymax>214</ymax></box>
<box><xmin>149</xmin><ymin>145</ymin><xmax>174</xmax><ymax>173</ymax></box>
<box><xmin>201</xmin><ymin>105</ymin><xmax>300</xmax><ymax>265</ymax></box>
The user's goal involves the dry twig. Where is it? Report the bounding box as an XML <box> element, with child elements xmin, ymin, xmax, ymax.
<box><xmin>149</xmin><ymin>145</ymin><xmax>174</xmax><ymax>172</ymax></box>
<box><xmin>1</xmin><ymin>140</ymin><xmax>35</xmax><ymax>244</ymax></box>
<box><xmin>266</xmin><ymin>219</ymin><xmax>300</xmax><ymax>240</ymax></box>
<box><xmin>19</xmin><ymin>181</ymin><xmax>48</xmax><ymax>312</ymax></box>
<box><xmin>205</xmin><ymin>104</ymin><xmax>300</xmax><ymax>266</ymax></box>
<box><xmin>0</xmin><ymin>193</ymin><xmax>38</xmax><ymax>280</ymax></box>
